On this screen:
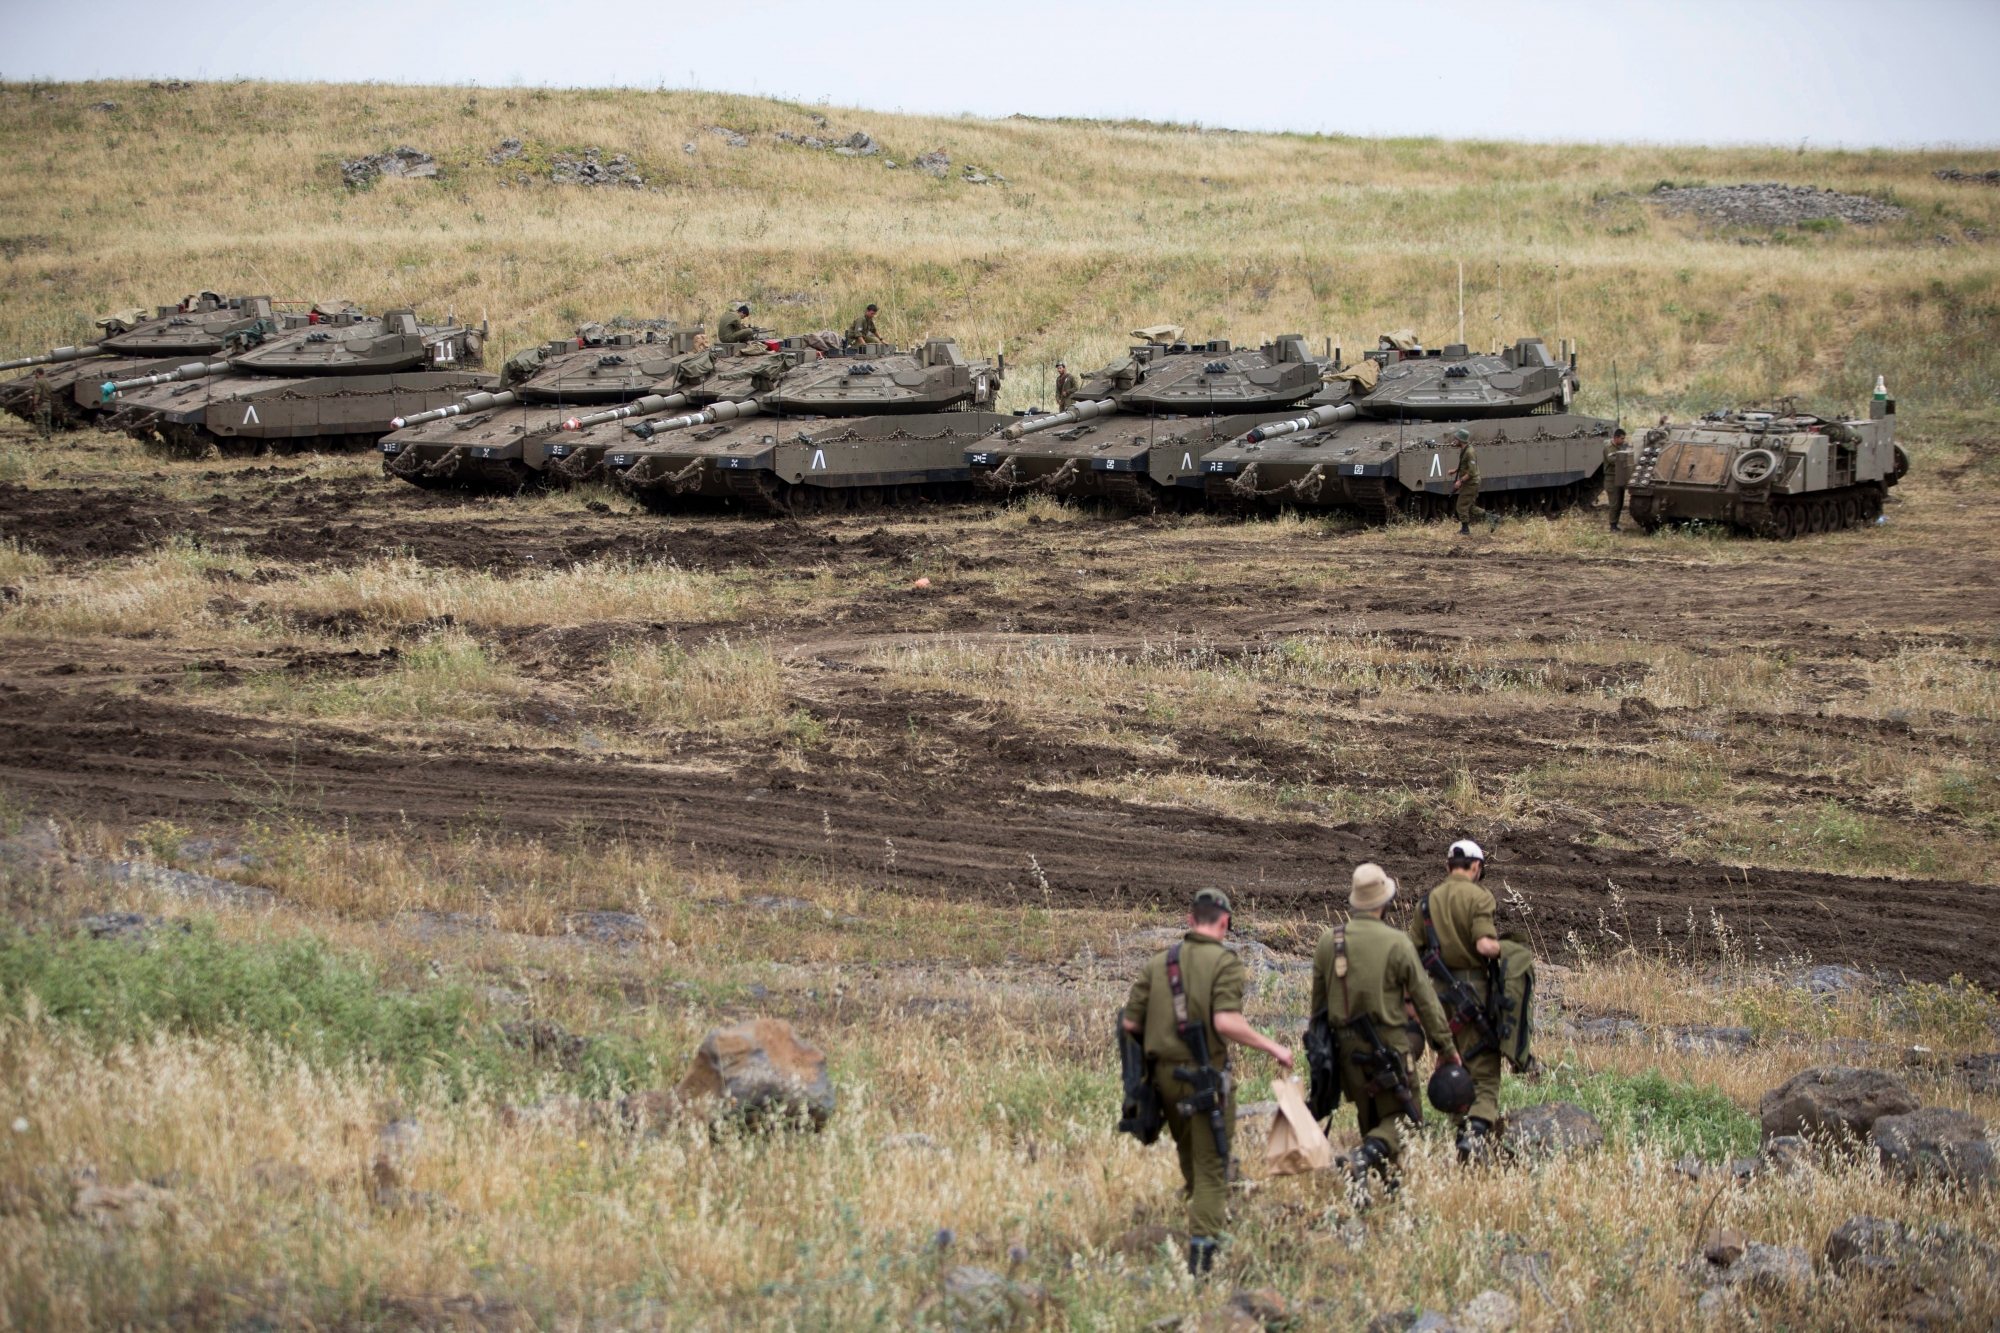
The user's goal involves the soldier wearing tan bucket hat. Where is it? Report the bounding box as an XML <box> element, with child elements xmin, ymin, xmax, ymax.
<box><xmin>1310</xmin><ymin>864</ymin><xmax>1456</xmax><ymax>1199</ymax></box>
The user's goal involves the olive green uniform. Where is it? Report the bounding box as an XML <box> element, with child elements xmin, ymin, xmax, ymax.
<box><xmin>1408</xmin><ymin>875</ymin><xmax>1503</xmax><ymax>1124</ymax></box>
<box><xmin>1452</xmin><ymin>441</ymin><xmax>1485</xmax><ymax>525</ymax></box>
<box><xmin>1055</xmin><ymin>369</ymin><xmax>1078</xmax><ymax>411</ymax></box>
<box><xmin>1311</xmin><ymin>918</ymin><xmax>1453</xmax><ymax>1161</ymax></box>
<box><xmin>716</xmin><ymin>311</ymin><xmax>755</xmax><ymax>345</ymax></box>
<box><xmin>1123</xmin><ymin>933</ymin><xmax>1244</xmax><ymax>1238</ymax></box>
<box><xmin>843</xmin><ymin>312</ymin><xmax>880</xmax><ymax>347</ymax></box>
<box><xmin>1605</xmin><ymin>438</ymin><xmax>1630</xmax><ymax>528</ymax></box>
<box><xmin>30</xmin><ymin>374</ymin><xmax>53</xmax><ymax>440</ymax></box>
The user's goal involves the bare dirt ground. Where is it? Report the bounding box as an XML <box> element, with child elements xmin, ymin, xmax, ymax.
<box><xmin>3</xmin><ymin>429</ymin><xmax>1998</xmax><ymax>986</ymax></box>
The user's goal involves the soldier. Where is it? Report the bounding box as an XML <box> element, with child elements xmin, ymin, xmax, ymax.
<box><xmin>843</xmin><ymin>303</ymin><xmax>881</xmax><ymax>348</ymax></box>
<box><xmin>1312</xmin><ymin>864</ymin><xmax>1457</xmax><ymax>1199</ymax></box>
<box><xmin>1407</xmin><ymin>839</ymin><xmax>1504</xmax><ymax>1162</ymax></box>
<box><xmin>1605</xmin><ymin>427</ymin><xmax>1630</xmax><ymax>531</ymax></box>
<box><xmin>30</xmin><ymin>367</ymin><xmax>53</xmax><ymax>441</ymax></box>
<box><xmin>1449</xmin><ymin>427</ymin><xmax>1497</xmax><ymax>534</ymax></box>
<box><xmin>1122</xmin><ymin>887</ymin><xmax>1292</xmax><ymax>1277</ymax></box>
<box><xmin>716</xmin><ymin>304</ymin><xmax>756</xmax><ymax>346</ymax></box>
<box><xmin>1054</xmin><ymin>361</ymin><xmax>1078</xmax><ymax>411</ymax></box>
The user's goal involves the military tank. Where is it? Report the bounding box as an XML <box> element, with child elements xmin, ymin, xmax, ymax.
<box><xmin>0</xmin><ymin>293</ymin><xmax>274</xmax><ymax>429</ymax></box>
<box><xmin>98</xmin><ymin>306</ymin><xmax>493</xmax><ymax>455</ymax></box>
<box><xmin>377</xmin><ymin>322</ymin><xmax>714</xmax><ymax>490</ymax></box>
<box><xmin>1200</xmin><ymin>335</ymin><xmax>1612</xmax><ymax>521</ymax></box>
<box><xmin>605</xmin><ymin>337</ymin><xmax>1004</xmax><ymax>514</ymax></box>
<box><xmin>966</xmin><ymin>329</ymin><xmax>1325</xmax><ymax>510</ymax></box>
<box><xmin>1625</xmin><ymin>391</ymin><xmax>1905</xmax><ymax>538</ymax></box>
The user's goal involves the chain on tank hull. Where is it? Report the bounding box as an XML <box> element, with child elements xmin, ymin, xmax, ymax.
<box><xmin>1201</xmin><ymin>412</ymin><xmax>1615</xmax><ymax>522</ymax></box>
<box><xmin>614</xmin><ymin>412</ymin><xmax>1007</xmax><ymax>516</ymax></box>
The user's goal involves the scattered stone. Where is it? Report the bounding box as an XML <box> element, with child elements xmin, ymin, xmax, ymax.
<box><xmin>1568</xmin><ymin>1015</ymin><xmax>1646</xmax><ymax>1043</ymax></box>
<box><xmin>500</xmin><ymin>1019</ymin><xmax>590</xmax><ymax>1070</ymax></box>
<box><xmin>683</xmin><ymin>142</ymin><xmax>696</xmax><ymax>155</ymax></box>
<box><xmin>75</xmin><ymin>911</ymin><xmax>188</xmax><ymax>942</ymax></box>
<box><xmin>1756</xmin><ymin>1134</ymin><xmax>1812</xmax><ymax>1176</ymax></box>
<box><xmin>564</xmin><ymin>910</ymin><xmax>655</xmax><ymax>943</ymax></box>
<box><xmin>1502</xmin><ymin>1101</ymin><xmax>1603</xmax><ymax>1157</ymax></box>
<box><xmin>1935</xmin><ymin>168</ymin><xmax>2000</xmax><ymax>186</ymax></box>
<box><xmin>1703</xmin><ymin>1228</ymin><xmax>1748</xmax><ymax>1267</ymax></box>
<box><xmin>1453</xmin><ymin>1290</ymin><xmax>1518</xmax><ymax>1333</ymax></box>
<box><xmin>1669</xmin><ymin>1024</ymin><xmax>1756</xmax><ymax>1053</ymax></box>
<box><xmin>550</xmin><ymin>147</ymin><xmax>644</xmax><ymax>188</ymax></box>
<box><xmin>935</xmin><ymin>1264</ymin><xmax>1045</xmax><ymax>1332</ymax></box>
<box><xmin>1701</xmin><ymin>1242</ymin><xmax>1814</xmax><ymax>1295</ymax></box>
<box><xmin>705</xmin><ymin>125</ymin><xmax>749</xmax><ymax>148</ymax></box>
<box><xmin>90</xmin><ymin>101</ymin><xmax>118</xmax><ymax>112</ymax></box>
<box><xmin>1796</xmin><ymin>964</ymin><xmax>1870</xmax><ymax>996</ymax></box>
<box><xmin>93</xmin><ymin>857</ymin><xmax>269</xmax><ymax>906</ymax></box>
<box><xmin>831</xmin><ymin>131</ymin><xmax>880</xmax><ymax>157</ymax></box>
<box><xmin>341</xmin><ymin>145</ymin><xmax>437</xmax><ymax>189</ymax></box>
<box><xmin>1226</xmin><ymin>1288</ymin><xmax>1289</xmax><ymax>1328</ymax></box>
<box><xmin>775</xmin><ymin>130</ymin><xmax>828</xmax><ymax>150</ymax></box>
<box><xmin>1362</xmin><ymin>1314</ymin><xmax>1422</xmax><ymax>1333</ymax></box>
<box><xmin>1758</xmin><ymin>1066</ymin><xmax>1919</xmax><ymax>1145</ymax></box>
<box><xmin>913</xmin><ymin>149</ymin><xmax>950</xmax><ymax>178</ymax></box>
<box><xmin>1956</xmin><ymin>1052</ymin><xmax>2000</xmax><ymax>1095</ymax></box>
<box><xmin>1870</xmin><ymin>1107</ymin><xmax>1996</xmax><ymax>1189</ymax></box>
<box><xmin>676</xmin><ymin>1018</ymin><xmax>836</xmax><ymax>1129</ymax></box>
<box><xmin>1112</xmin><ymin>1223</ymin><xmax>1183</xmax><ymax>1260</ymax></box>
<box><xmin>1823</xmin><ymin>1215</ymin><xmax>1909</xmax><ymax>1276</ymax></box>
<box><xmin>485</xmin><ymin>137</ymin><xmax>524</xmax><ymax>165</ymax></box>
<box><xmin>1651</xmin><ymin>181</ymin><xmax>1907</xmax><ymax>228</ymax></box>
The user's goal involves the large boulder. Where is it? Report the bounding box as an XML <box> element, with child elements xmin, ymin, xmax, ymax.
<box><xmin>1870</xmin><ymin>1107</ymin><xmax>1996</xmax><ymax>1189</ymax></box>
<box><xmin>1823</xmin><ymin>1216</ymin><xmax>1910</xmax><ymax>1276</ymax></box>
<box><xmin>675</xmin><ymin>1018</ymin><xmax>836</xmax><ymax>1129</ymax></box>
<box><xmin>1758</xmin><ymin>1067</ymin><xmax>1918</xmax><ymax>1145</ymax></box>
<box><xmin>1502</xmin><ymin>1102</ymin><xmax>1603</xmax><ymax>1157</ymax></box>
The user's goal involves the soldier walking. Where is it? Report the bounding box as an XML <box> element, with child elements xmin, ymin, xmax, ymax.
<box><xmin>1312</xmin><ymin>864</ymin><xmax>1457</xmax><ymax>1200</ymax></box>
<box><xmin>1605</xmin><ymin>427</ymin><xmax>1630</xmax><ymax>530</ymax></box>
<box><xmin>843</xmin><ymin>303</ymin><xmax>881</xmax><ymax>348</ymax></box>
<box><xmin>1451</xmin><ymin>427</ymin><xmax>1494</xmax><ymax>534</ymax></box>
<box><xmin>1054</xmin><ymin>361</ymin><xmax>1078</xmax><ymax>411</ymax></box>
<box><xmin>716</xmin><ymin>304</ymin><xmax>756</xmax><ymax>346</ymax></box>
<box><xmin>1122</xmin><ymin>888</ymin><xmax>1293</xmax><ymax>1277</ymax></box>
<box><xmin>1408</xmin><ymin>839</ymin><xmax>1505</xmax><ymax>1162</ymax></box>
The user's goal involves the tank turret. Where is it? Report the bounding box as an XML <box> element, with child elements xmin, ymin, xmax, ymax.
<box><xmin>757</xmin><ymin>337</ymin><xmax>1000</xmax><ymax>415</ymax></box>
<box><xmin>1344</xmin><ymin>336</ymin><xmax>1578</xmax><ymax>420</ymax></box>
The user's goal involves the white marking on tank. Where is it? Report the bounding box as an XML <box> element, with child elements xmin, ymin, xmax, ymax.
<box><xmin>1429</xmin><ymin>452</ymin><xmax>1442</xmax><ymax>477</ymax></box>
<box><xmin>811</xmin><ymin>448</ymin><xmax>827</xmax><ymax>470</ymax></box>
<box><xmin>1181</xmin><ymin>452</ymin><xmax>1192</xmax><ymax>470</ymax></box>
<box><xmin>243</xmin><ymin>405</ymin><xmax>260</xmax><ymax>425</ymax></box>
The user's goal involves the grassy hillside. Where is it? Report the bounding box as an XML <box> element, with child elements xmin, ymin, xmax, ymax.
<box><xmin>2</xmin><ymin>80</ymin><xmax>1997</xmax><ymax>415</ymax></box>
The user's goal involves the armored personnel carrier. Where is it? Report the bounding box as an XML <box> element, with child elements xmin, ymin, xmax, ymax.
<box><xmin>605</xmin><ymin>337</ymin><xmax>1004</xmax><ymax>514</ymax></box>
<box><xmin>1625</xmin><ymin>394</ymin><xmax>1905</xmax><ymax>538</ymax></box>
<box><xmin>0</xmin><ymin>293</ymin><xmax>273</xmax><ymax>429</ymax></box>
<box><xmin>378</xmin><ymin>323</ymin><xmax>715</xmax><ymax>490</ymax></box>
<box><xmin>966</xmin><ymin>330</ymin><xmax>1324</xmax><ymax>510</ymax></box>
<box><xmin>1201</xmin><ymin>336</ymin><xmax>1611</xmax><ymax>521</ymax></box>
<box><xmin>99</xmin><ymin>306</ymin><xmax>493</xmax><ymax>455</ymax></box>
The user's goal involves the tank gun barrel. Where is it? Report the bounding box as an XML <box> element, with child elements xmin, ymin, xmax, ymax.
<box><xmin>621</xmin><ymin>400</ymin><xmax>761</xmax><ymax>439</ymax></box>
<box><xmin>99</xmin><ymin>361</ymin><xmax>230</xmax><ymax>401</ymax></box>
<box><xmin>558</xmin><ymin>392</ymin><xmax>691</xmax><ymax>431</ymax></box>
<box><xmin>1</xmin><ymin>344</ymin><xmax>104</xmax><ymax>372</ymax></box>
<box><xmin>390</xmin><ymin>390</ymin><xmax>519</xmax><ymax>431</ymax></box>
<box><xmin>1244</xmin><ymin>402</ymin><xmax>1356</xmax><ymax>443</ymax></box>
<box><xmin>998</xmin><ymin>399</ymin><xmax>1114</xmax><ymax>441</ymax></box>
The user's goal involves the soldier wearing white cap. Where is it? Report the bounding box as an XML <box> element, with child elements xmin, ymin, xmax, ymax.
<box><xmin>1408</xmin><ymin>838</ymin><xmax>1506</xmax><ymax>1160</ymax></box>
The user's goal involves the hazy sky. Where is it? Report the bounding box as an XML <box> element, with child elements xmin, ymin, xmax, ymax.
<box><xmin>5</xmin><ymin>0</ymin><xmax>1996</xmax><ymax>147</ymax></box>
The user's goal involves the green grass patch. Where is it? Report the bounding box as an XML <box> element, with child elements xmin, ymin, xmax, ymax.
<box><xmin>1505</xmin><ymin>1060</ymin><xmax>1758</xmax><ymax>1159</ymax></box>
<box><xmin>0</xmin><ymin>921</ymin><xmax>653</xmax><ymax>1100</ymax></box>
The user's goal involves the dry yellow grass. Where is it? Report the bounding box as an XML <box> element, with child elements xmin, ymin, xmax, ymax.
<box><xmin>2</xmin><ymin>81</ymin><xmax>1996</xmax><ymax>417</ymax></box>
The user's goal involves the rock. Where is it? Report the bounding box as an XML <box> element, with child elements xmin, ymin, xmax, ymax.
<box><xmin>1409</xmin><ymin>1315</ymin><xmax>1452</xmax><ymax>1333</ymax></box>
<box><xmin>1823</xmin><ymin>1215</ymin><xmax>1910</xmax><ymax>1276</ymax></box>
<box><xmin>1758</xmin><ymin>1067</ymin><xmax>1919</xmax><ymax>1145</ymax></box>
<box><xmin>1227</xmin><ymin>1288</ymin><xmax>1289</xmax><ymax>1326</ymax></box>
<box><xmin>1956</xmin><ymin>1052</ymin><xmax>2000</xmax><ymax>1096</ymax></box>
<box><xmin>913</xmin><ymin>149</ymin><xmax>950</xmax><ymax>178</ymax></box>
<box><xmin>1650</xmin><ymin>181</ymin><xmax>1908</xmax><ymax>228</ymax></box>
<box><xmin>1694</xmin><ymin>1288</ymin><xmax>1738</xmax><ymax>1320</ymax></box>
<box><xmin>1452</xmin><ymin>1290</ymin><xmax>1517</xmax><ymax>1332</ymax></box>
<box><xmin>937</xmin><ymin>1264</ymin><xmax>1044</xmax><ymax>1332</ymax></box>
<box><xmin>91</xmin><ymin>100</ymin><xmax>118</xmax><ymax>112</ymax></box>
<box><xmin>675</xmin><ymin>1018</ymin><xmax>835</xmax><ymax>1129</ymax></box>
<box><xmin>1797</xmin><ymin>964</ymin><xmax>1870</xmax><ymax>996</ymax></box>
<box><xmin>500</xmin><ymin>1019</ymin><xmax>590</xmax><ymax>1070</ymax></box>
<box><xmin>76</xmin><ymin>911</ymin><xmax>187</xmax><ymax>941</ymax></box>
<box><xmin>1668</xmin><ymin>1025</ymin><xmax>1756</xmax><ymax>1053</ymax></box>
<box><xmin>485</xmin><ymin>137</ymin><xmax>525</xmax><ymax>164</ymax></box>
<box><xmin>1703</xmin><ymin>1242</ymin><xmax>1813</xmax><ymax>1295</ymax></box>
<box><xmin>1619</xmin><ymin>695</ymin><xmax>1659</xmax><ymax>720</ymax></box>
<box><xmin>564</xmin><ymin>910</ymin><xmax>655</xmax><ymax>943</ymax></box>
<box><xmin>1112</xmin><ymin>1223</ymin><xmax>1183</xmax><ymax>1260</ymax></box>
<box><xmin>341</xmin><ymin>145</ymin><xmax>437</xmax><ymax>188</ymax></box>
<box><xmin>1756</xmin><ymin>1134</ymin><xmax>1812</xmax><ymax>1176</ymax></box>
<box><xmin>1361</xmin><ymin>1314</ymin><xmax>1419</xmax><ymax>1333</ymax></box>
<box><xmin>1568</xmin><ymin>1015</ymin><xmax>1646</xmax><ymax>1043</ymax></box>
<box><xmin>1502</xmin><ymin>1101</ymin><xmax>1603</xmax><ymax>1157</ymax></box>
<box><xmin>1702</xmin><ymin>1228</ymin><xmax>1747</xmax><ymax>1266</ymax></box>
<box><xmin>705</xmin><ymin>125</ymin><xmax>750</xmax><ymax>148</ymax></box>
<box><xmin>96</xmin><ymin>857</ymin><xmax>270</xmax><ymax>906</ymax></box>
<box><xmin>1870</xmin><ymin>1107</ymin><xmax>1996</xmax><ymax>1189</ymax></box>
<box><xmin>1935</xmin><ymin>168</ymin><xmax>2000</xmax><ymax>186</ymax></box>
<box><xmin>550</xmin><ymin>146</ymin><xmax>644</xmax><ymax>189</ymax></box>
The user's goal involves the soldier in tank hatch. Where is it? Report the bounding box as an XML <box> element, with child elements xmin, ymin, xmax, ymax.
<box><xmin>716</xmin><ymin>304</ymin><xmax>756</xmax><ymax>345</ymax></box>
<box><xmin>1054</xmin><ymin>361</ymin><xmax>1077</xmax><ymax>411</ymax></box>
<box><xmin>844</xmin><ymin>303</ymin><xmax>881</xmax><ymax>347</ymax></box>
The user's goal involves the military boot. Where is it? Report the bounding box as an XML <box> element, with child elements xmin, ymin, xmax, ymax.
<box><xmin>1344</xmin><ymin>1136</ymin><xmax>1396</xmax><ymax>1207</ymax></box>
<box><xmin>1456</xmin><ymin>1116</ymin><xmax>1496</xmax><ymax>1165</ymax></box>
<box><xmin>1187</xmin><ymin>1236</ymin><xmax>1219</xmax><ymax>1278</ymax></box>
<box><xmin>1458</xmin><ymin>522</ymin><xmax>1471</xmax><ymax>535</ymax></box>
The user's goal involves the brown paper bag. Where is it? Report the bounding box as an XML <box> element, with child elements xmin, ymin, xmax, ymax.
<box><xmin>1264</xmin><ymin>1076</ymin><xmax>1333</xmax><ymax>1175</ymax></box>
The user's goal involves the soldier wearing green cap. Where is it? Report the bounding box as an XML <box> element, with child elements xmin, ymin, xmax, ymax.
<box><xmin>1122</xmin><ymin>887</ymin><xmax>1293</xmax><ymax>1277</ymax></box>
<box><xmin>843</xmin><ymin>303</ymin><xmax>881</xmax><ymax>348</ymax></box>
<box><xmin>1450</xmin><ymin>427</ymin><xmax>1493</xmax><ymax>533</ymax></box>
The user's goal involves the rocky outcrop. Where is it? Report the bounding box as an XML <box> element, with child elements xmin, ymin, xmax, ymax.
<box><xmin>1758</xmin><ymin>1067</ymin><xmax>1919</xmax><ymax>1145</ymax></box>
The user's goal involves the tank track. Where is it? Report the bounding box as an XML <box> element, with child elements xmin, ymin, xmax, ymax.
<box><xmin>1631</xmin><ymin>482</ymin><xmax>1884</xmax><ymax>539</ymax></box>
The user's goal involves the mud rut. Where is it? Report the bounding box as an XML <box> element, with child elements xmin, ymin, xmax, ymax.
<box><xmin>2</xmin><ymin>470</ymin><xmax>1998</xmax><ymax>986</ymax></box>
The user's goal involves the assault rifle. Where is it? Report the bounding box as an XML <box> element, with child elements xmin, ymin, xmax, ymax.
<box><xmin>1171</xmin><ymin>1017</ymin><xmax>1232</xmax><ymax>1165</ymax></box>
<box><xmin>1115</xmin><ymin>1016</ymin><xmax>1163</xmax><ymax>1145</ymax></box>
<box><xmin>1418</xmin><ymin>895</ymin><xmax>1504</xmax><ymax>1060</ymax></box>
<box><xmin>1303</xmin><ymin>1010</ymin><xmax>1342</xmax><ymax>1121</ymax></box>
<box><xmin>1347</xmin><ymin>1013</ymin><xmax>1423</xmax><ymax>1127</ymax></box>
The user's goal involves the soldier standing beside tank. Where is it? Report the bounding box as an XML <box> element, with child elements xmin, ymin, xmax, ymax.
<box><xmin>1451</xmin><ymin>427</ymin><xmax>1494</xmax><ymax>534</ymax></box>
<box><xmin>1122</xmin><ymin>888</ymin><xmax>1292</xmax><ymax>1278</ymax></box>
<box><xmin>1409</xmin><ymin>839</ymin><xmax>1505</xmax><ymax>1162</ymax></box>
<box><xmin>716</xmin><ymin>304</ymin><xmax>756</xmax><ymax>346</ymax></box>
<box><xmin>1605</xmin><ymin>426</ymin><xmax>1630</xmax><ymax>531</ymax></box>
<box><xmin>1312</xmin><ymin>864</ymin><xmax>1458</xmax><ymax>1200</ymax></box>
<box><xmin>843</xmin><ymin>303</ymin><xmax>881</xmax><ymax>348</ymax></box>
<box><xmin>30</xmin><ymin>368</ymin><xmax>53</xmax><ymax>441</ymax></box>
<box><xmin>1054</xmin><ymin>361</ymin><xmax>1077</xmax><ymax>411</ymax></box>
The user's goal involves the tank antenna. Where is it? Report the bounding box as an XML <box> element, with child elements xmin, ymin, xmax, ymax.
<box><xmin>1554</xmin><ymin>264</ymin><xmax>1561</xmax><ymax>349</ymax></box>
<box><xmin>1457</xmin><ymin>261</ymin><xmax>1465</xmax><ymax>348</ymax></box>
<box><xmin>1613</xmin><ymin>359</ymin><xmax>1623</xmax><ymax>430</ymax></box>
